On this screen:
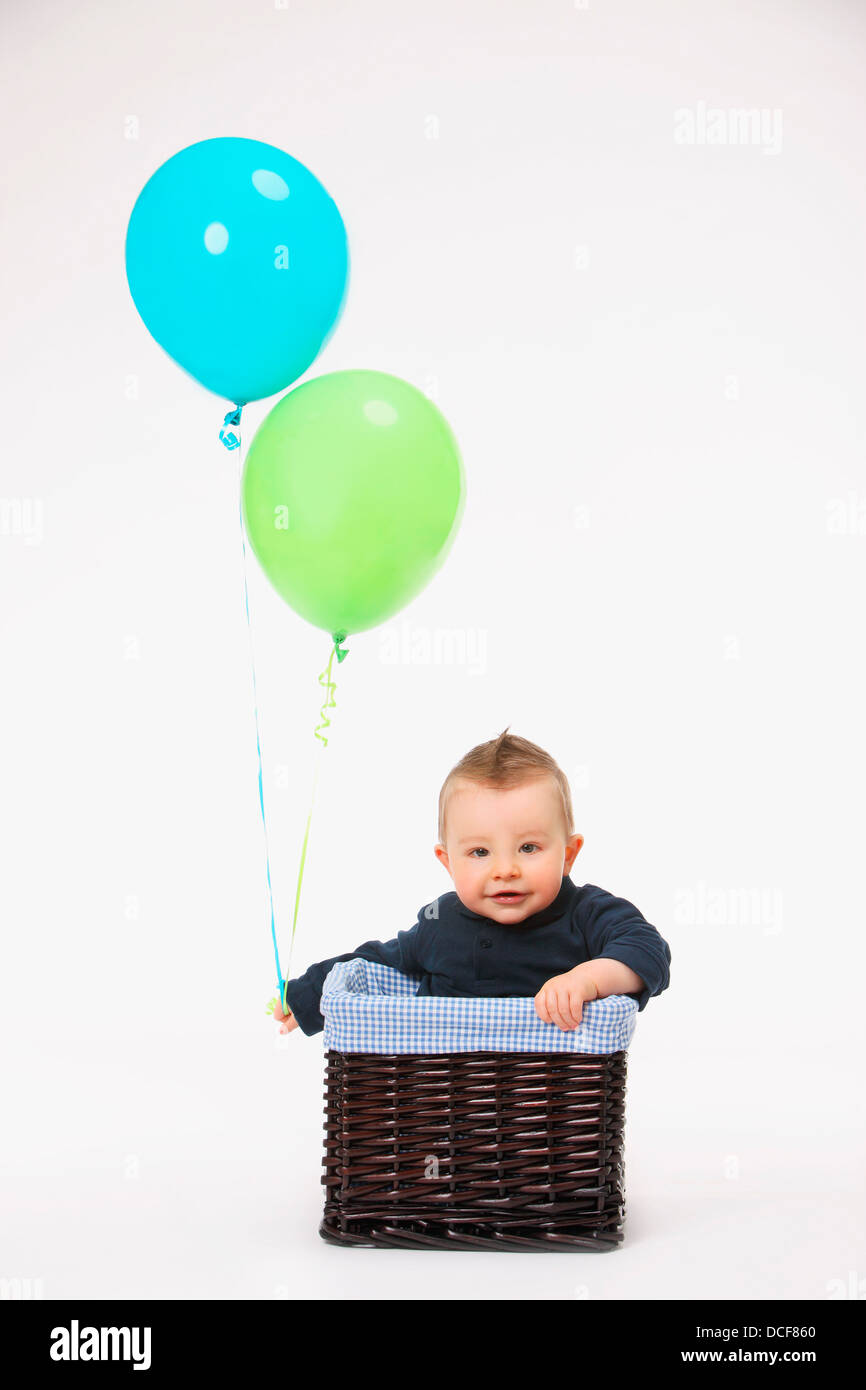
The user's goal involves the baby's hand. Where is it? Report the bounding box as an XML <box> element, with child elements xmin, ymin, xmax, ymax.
<box><xmin>270</xmin><ymin>1001</ymin><xmax>299</xmax><ymax>1035</ymax></box>
<box><xmin>534</xmin><ymin>967</ymin><xmax>595</xmax><ymax>1031</ymax></box>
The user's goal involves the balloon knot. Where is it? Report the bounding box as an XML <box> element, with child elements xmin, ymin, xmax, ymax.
<box><xmin>220</xmin><ymin>405</ymin><xmax>243</xmax><ymax>451</ymax></box>
<box><xmin>333</xmin><ymin>631</ymin><xmax>349</xmax><ymax>662</ymax></box>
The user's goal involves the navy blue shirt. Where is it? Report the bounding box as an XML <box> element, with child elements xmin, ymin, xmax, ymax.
<box><xmin>283</xmin><ymin>874</ymin><xmax>671</xmax><ymax>1035</ymax></box>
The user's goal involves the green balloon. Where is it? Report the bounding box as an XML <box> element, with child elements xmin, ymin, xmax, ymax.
<box><xmin>241</xmin><ymin>370</ymin><xmax>465</xmax><ymax>637</ymax></box>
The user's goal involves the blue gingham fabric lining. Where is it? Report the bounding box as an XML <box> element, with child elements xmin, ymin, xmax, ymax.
<box><xmin>320</xmin><ymin>958</ymin><xmax>637</xmax><ymax>1054</ymax></box>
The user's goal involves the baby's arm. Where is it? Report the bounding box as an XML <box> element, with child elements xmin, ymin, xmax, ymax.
<box><xmin>272</xmin><ymin>917</ymin><xmax>428</xmax><ymax>1036</ymax></box>
<box><xmin>535</xmin><ymin>959</ymin><xmax>645</xmax><ymax>1031</ymax></box>
<box><xmin>576</xmin><ymin>884</ymin><xmax>671</xmax><ymax>1011</ymax></box>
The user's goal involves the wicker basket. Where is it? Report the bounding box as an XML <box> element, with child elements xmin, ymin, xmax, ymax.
<box><xmin>321</xmin><ymin>1048</ymin><xmax>628</xmax><ymax>1251</ymax></box>
<box><xmin>317</xmin><ymin>962</ymin><xmax>634</xmax><ymax>1251</ymax></box>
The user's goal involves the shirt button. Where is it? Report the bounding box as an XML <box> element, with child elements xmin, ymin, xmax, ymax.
<box><xmin>480</xmin><ymin>938</ymin><xmax>493</xmax><ymax>948</ymax></box>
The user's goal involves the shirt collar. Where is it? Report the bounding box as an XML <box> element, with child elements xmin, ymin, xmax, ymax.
<box><xmin>454</xmin><ymin>874</ymin><xmax>577</xmax><ymax>928</ymax></box>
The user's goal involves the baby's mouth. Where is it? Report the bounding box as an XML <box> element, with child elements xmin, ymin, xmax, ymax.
<box><xmin>490</xmin><ymin>891</ymin><xmax>526</xmax><ymax>903</ymax></box>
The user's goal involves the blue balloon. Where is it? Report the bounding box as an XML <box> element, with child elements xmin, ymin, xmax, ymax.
<box><xmin>125</xmin><ymin>137</ymin><xmax>349</xmax><ymax>405</ymax></box>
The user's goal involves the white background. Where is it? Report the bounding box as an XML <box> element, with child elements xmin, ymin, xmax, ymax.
<box><xmin>1</xmin><ymin>0</ymin><xmax>864</xmax><ymax>1300</ymax></box>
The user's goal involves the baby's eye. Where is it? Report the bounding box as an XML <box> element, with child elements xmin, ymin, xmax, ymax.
<box><xmin>468</xmin><ymin>844</ymin><xmax>540</xmax><ymax>857</ymax></box>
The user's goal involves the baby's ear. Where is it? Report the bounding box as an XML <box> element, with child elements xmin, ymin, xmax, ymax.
<box><xmin>565</xmin><ymin>834</ymin><xmax>584</xmax><ymax>870</ymax></box>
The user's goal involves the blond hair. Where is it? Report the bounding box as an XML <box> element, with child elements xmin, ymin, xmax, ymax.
<box><xmin>437</xmin><ymin>727</ymin><xmax>575</xmax><ymax>846</ymax></box>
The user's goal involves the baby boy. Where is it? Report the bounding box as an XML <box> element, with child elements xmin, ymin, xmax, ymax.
<box><xmin>273</xmin><ymin>728</ymin><xmax>671</xmax><ymax>1035</ymax></box>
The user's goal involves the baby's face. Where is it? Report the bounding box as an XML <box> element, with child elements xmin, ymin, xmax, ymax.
<box><xmin>434</xmin><ymin>777</ymin><xmax>583</xmax><ymax>923</ymax></box>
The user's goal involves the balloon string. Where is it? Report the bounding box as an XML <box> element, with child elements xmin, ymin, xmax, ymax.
<box><xmin>231</xmin><ymin>405</ymin><xmax>284</xmax><ymax>1009</ymax></box>
<box><xmin>228</xmin><ymin>397</ymin><xmax>351</xmax><ymax>1016</ymax></box>
<box><xmin>283</xmin><ymin>631</ymin><xmax>349</xmax><ymax>997</ymax></box>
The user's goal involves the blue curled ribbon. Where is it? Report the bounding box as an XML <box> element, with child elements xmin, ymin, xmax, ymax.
<box><xmin>220</xmin><ymin>405</ymin><xmax>243</xmax><ymax>451</ymax></box>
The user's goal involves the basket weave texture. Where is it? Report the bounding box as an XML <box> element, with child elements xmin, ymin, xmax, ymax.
<box><xmin>321</xmin><ymin>1049</ymin><xmax>628</xmax><ymax>1251</ymax></box>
